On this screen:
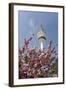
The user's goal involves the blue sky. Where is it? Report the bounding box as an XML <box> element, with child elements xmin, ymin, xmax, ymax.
<box><xmin>18</xmin><ymin>10</ymin><xmax>58</xmax><ymax>49</ymax></box>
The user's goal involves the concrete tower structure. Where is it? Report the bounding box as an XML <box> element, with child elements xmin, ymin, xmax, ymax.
<box><xmin>37</xmin><ymin>24</ymin><xmax>46</xmax><ymax>51</ymax></box>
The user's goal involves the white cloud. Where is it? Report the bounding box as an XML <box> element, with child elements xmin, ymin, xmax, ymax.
<box><xmin>29</xmin><ymin>18</ymin><xmax>34</xmax><ymax>28</ymax></box>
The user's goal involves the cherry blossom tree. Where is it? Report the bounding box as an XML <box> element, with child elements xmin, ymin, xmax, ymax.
<box><xmin>19</xmin><ymin>35</ymin><xmax>58</xmax><ymax>79</ymax></box>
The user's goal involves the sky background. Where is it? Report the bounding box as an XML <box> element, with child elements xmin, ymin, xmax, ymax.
<box><xmin>18</xmin><ymin>10</ymin><xmax>58</xmax><ymax>49</ymax></box>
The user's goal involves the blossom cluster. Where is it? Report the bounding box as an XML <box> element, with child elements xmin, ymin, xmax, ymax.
<box><xmin>19</xmin><ymin>37</ymin><xmax>58</xmax><ymax>79</ymax></box>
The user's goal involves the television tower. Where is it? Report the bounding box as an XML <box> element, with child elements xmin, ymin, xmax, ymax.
<box><xmin>37</xmin><ymin>24</ymin><xmax>46</xmax><ymax>51</ymax></box>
